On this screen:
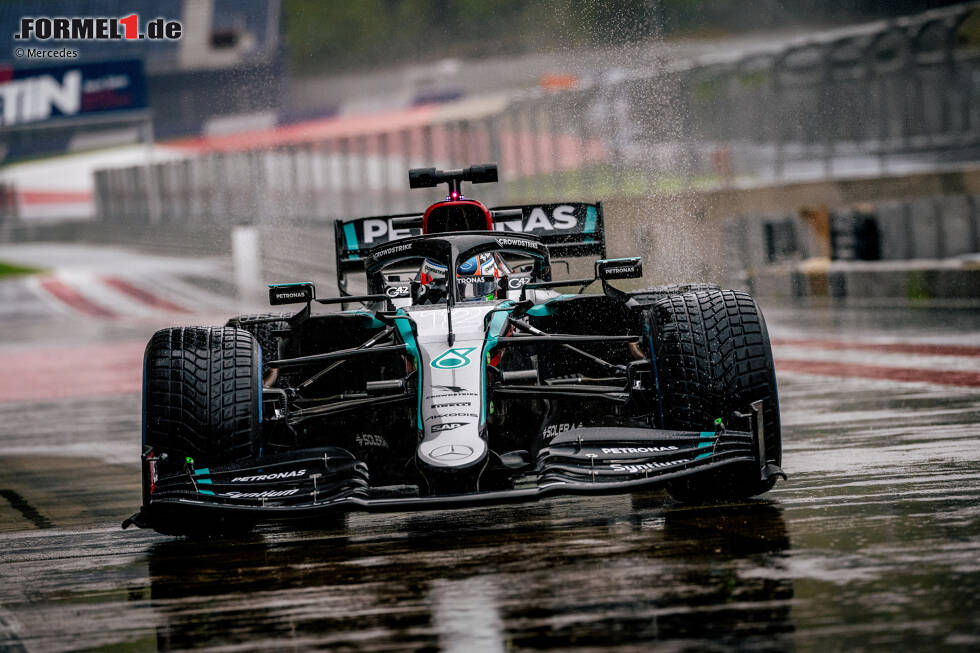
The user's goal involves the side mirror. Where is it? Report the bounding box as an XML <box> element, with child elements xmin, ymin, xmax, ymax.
<box><xmin>596</xmin><ymin>257</ymin><xmax>642</xmax><ymax>281</ymax></box>
<box><xmin>269</xmin><ymin>282</ymin><xmax>315</xmax><ymax>305</ymax></box>
<box><xmin>498</xmin><ymin>274</ymin><xmax>532</xmax><ymax>294</ymax></box>
<box><xmin>384</xmin><ymin>282</ymin><xmax>411</xmax><ymax>299</ymax></box>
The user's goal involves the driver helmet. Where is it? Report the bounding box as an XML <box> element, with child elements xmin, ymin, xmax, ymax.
<box><xmin>418</xmin><ymin>252</ymin><xmax>508</xmax><ymax>301</ymax></box>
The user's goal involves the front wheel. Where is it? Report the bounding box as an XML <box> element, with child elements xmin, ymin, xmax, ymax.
<box><xmin>646</xmin><ymin>289</ymin><xmax>781</xmax><ymax>502</ymax></box>
<box><xmin>142</xmin><ymin>326</ymin><xmax>263</xmax><ymax>536</ymax></box>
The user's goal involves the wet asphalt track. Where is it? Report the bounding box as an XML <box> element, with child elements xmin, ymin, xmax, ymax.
<box><xmin>1</xmin><ymin>300</ymin><xmax>979</xmax><ymax>652</ymax></box>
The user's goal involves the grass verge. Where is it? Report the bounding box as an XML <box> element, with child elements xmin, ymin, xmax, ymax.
<box><xmin>0</xmin><ymin>260</ymin><xmax>44</xmax><ymax>278</ymax></box>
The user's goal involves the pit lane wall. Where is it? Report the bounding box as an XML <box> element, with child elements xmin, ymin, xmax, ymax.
<box><xmin>599</xmin><ymin>166</ymin><xmax>980</xmax><ymax>306</ymax></box>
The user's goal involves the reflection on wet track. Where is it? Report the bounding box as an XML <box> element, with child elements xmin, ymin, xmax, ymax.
<box><xmin>1</xmin><ymin>305</ymin><xmax>979</xmax><ymax>651</ymax></box>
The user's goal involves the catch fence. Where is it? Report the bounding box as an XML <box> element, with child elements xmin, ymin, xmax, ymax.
<box><xmin>93</xmin><ymin>3</ymin><xmax>980</xmax><ymax>226</ymax></box>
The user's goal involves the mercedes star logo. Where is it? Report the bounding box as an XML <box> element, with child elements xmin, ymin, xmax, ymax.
<box><xmin>430</xmin><ymin>444</ymin><xmax>475</xmax><ymax>461</ymax></box>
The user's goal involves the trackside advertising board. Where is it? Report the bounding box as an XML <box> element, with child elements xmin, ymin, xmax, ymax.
<box><xmin>0</xmin><ymin>59</ymin><xmax>146</xmax><ymax>127</ymax></box>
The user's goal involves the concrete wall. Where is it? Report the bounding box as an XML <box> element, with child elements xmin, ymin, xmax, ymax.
<box><xmin>592</xmin><ymin>167</ymin><xmax>980</xmax><ymax>288</ymax></box>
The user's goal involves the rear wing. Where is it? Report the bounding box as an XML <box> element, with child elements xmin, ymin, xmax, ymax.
<box><xmin>334</xmin><ymin>202</ymin><xmax>606</xmax><ymax>294</ymax></box>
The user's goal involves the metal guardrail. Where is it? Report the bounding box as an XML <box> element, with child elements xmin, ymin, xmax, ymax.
<box><xmin>91</xmin><ymin>3</ymin><xmax>980</xmax><ymax>226</ymax></box>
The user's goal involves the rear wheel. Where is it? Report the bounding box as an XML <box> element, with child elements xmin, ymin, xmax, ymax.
<box><xmin>225</xmin><ymin>313</ymin><xmax>291</xmax><ymax>362</ymax></box>
<box><xmin>143</xmin><ymin>326</ymin><xmax>262</xmax><ymax>536</ymax></box>
<box><xmin>646</xmin><ymin>289</ymin><xmax>781</xmax><ymax>502</ymax></box>
<box><xmin>630</xmin><ymin>283</ymin><xmax>720</xmax><ymax>306</ymax></box>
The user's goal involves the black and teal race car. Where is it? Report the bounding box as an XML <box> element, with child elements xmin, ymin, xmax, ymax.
<box><xmin>125</xmin><ymin>164</ymin><xmax>784</xmax><ymax>536</ymax></box>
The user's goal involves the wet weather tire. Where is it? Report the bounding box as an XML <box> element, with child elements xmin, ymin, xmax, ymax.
<box><xmin>143</xmin><ymin>326</ymin><xmax>262</xmax><ymax>536</ymax></box>
<box><xmin>144</xmin><ymin>326</ymin><xmax>262</xmax><ymax>465</ymax></box>
<box><xmin>647</xmin><ymin>289</ymin><xmax>781</xmax><ymax>502</ymax></box>
<box><xmin>630</xmin><ymin>283</ymin><xmax>720</xmax><ymax>307</ymax></box>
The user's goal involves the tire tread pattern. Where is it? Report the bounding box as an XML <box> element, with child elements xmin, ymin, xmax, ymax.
<box><xmin>225</xmin><ymin>313</ymin><xmax>291</xmax><ymax>362</ymax></box>
<box><xmin>144</xmin><ymin>326</ymin><xmax>259</xmax><ymax>465</ymax></box>
<box><xmin>630</xmin><ymin>283</ymin><xmax>721</xmax><ymax>306</ymax></box>
<box><xmin>649</xmin><ymin>289</ymin><xmax>781</xmax><ymax>499</ymax></box>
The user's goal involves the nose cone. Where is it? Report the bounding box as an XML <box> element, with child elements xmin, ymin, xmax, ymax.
<box><xmin>418</xmin><ymin>433</ymin><xmax>487</xmax><ymax>469</ymax></box>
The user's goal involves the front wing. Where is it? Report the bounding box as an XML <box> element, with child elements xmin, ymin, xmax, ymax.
<box><xmin>124</xmin><ymin>411</ymin><xmax>784</xmax><ymax>530</ymax></box>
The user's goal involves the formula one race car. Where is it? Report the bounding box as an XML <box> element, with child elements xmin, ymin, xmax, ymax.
<box><xmin>124</xmin><ymin>163</ymin><xmax>785</xmax><ymax>536</ymax></box>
